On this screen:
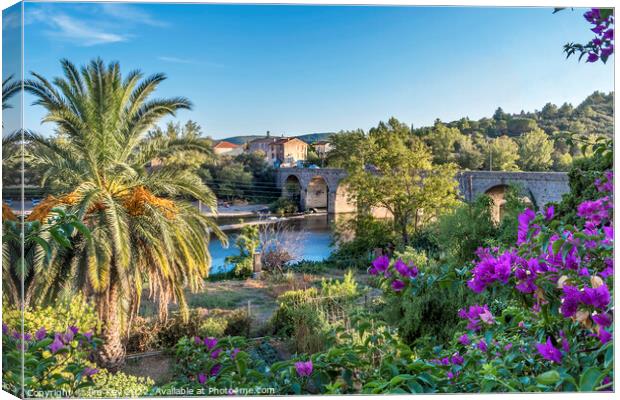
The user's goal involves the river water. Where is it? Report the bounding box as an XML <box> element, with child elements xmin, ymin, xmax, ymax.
<box><xmin>209</xmin><ymin>214</ymin><xmax>339</xmax><ymax>274</ymax></box>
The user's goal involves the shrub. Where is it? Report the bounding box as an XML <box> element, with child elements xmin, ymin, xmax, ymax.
<box><xmin>76</xmin><ymin>370</ymin><xmax>153</xmax><ymax>398</ymax></box>
<box><xmin>2</xmin><ymin>293</ymin><xmax>100</xmax><ymax>335</ymax></box>
<box><xmin>2</xmin><ymin>323</ymin><xmax>100</xmax><ymax>397</ymax></box>
<box><xmin>269</xmin><ymin>197</ymin><xmax>299</xmax><ymax>215</ymax></box>
<box><xmin>368</xmin><ymin>167</ymin><xmax>614</xmax><ymax>392</ymax></box>
<box><xmin>320</xmin><ymin>270</ymin><xmax>359</xmax><ymax>300</ymax></box>
<box><xmin>225</xmin><ymin>224</ymin><xmax>259</xmax><ymax>278</ymax></box>
<box><xmin>223</xmin><ymin>309</ymin><xmax>253</xmax><ymax>337</ymax></box>
<box><xmin>329</xmin><ymin>215</ymin><xmax>396</xmax><ymax>269</ymax></box>
<box><xmin>198</xmin><ymin>317</ymin><xmax>228</xmax><ymax>338</ymax></box>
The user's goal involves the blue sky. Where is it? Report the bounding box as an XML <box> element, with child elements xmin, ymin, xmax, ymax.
<box><xmin>3</xmin><ymin>2</ymin><xmax>615</xmax><ymax>139</ymax></box>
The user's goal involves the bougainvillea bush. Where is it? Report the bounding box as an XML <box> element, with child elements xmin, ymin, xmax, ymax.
<box><xmin>2</xmin><ymin>323</ymin><xmax>101</xmax><ymax>397</ymax></box>
<box><xmin>369</xmin><ymin>168</ymin><xmax>614</xmax><ymax>392</ymax></box>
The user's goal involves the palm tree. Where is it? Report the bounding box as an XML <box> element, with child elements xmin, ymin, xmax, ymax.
<box><xmin>3</xmin><ymin>74</ymin><xmax>21</xmax><ymax>110</ymax></box>
<box><xmin>24</xmin><ymin>58</ymin><xmax>224</xmax><ymax>369</ymax></box>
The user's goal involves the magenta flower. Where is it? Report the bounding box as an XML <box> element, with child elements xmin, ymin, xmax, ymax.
<box><xmin>536</xmin><ymin>337</ymin><xmax>562</xmax><ymax>364</ymax></box>
<box><xmin>458</xmin><ymin>334</ymin><xmax>470</xmax><ymax>345</ymax></box>
<box><xmin>477</xmin><ymin>340</ymin><xmax>488</xmax><ymax>352</ymax></box>
<box><xmin>517</xmin><ymin>208</ymin><xmax>536</xmax><ymax>245</ymax></box>
<box><xmin>294</xmin><ymin>360</ymin><xmax>313</xmax><ymax>377</ymax></box>
<box><xmin>503</xmin><ymin>343</ymin><xmax>513</xmax><ymax>351</ymax></box>
<box><xmin>393</xmin><ymin>259</ymin><xmax>419</xmax><ymax>278</ymax></box>
<box><xmin>210</xmin><ymin>364</ymin><xmax>222</xmax><ymax>377</ymax></box>
<box><xmin>592</xmin><ymin>313</ymin><xmax>612</xmax><ymax>328</ymax></box>
<box><xmin>230</xmin><ymin>348</ymin><xmax>240</xmax><ymax>360</ymax></box>
<box><xmin>198</xmin><ymin>373</ymin><xmax>207</xmax><ymax>384</ymax></box>
<box><xmin>577</xmin><ymin>199</ymin><xmax>608</xmax><ymax>225</ymax></box>
<box><xmin>458</xmin><ymin>304</ymin><xmax>494</xmax><ymax>331</ymax></box>
<box><xmin>544</xmin><ymin>205</ymin><xmax>555</xmax><ymax>221</ymax></box>
<box><xmin>211</xmin><ymin>348</ymin><xmax>222</xmax><ymax>359</ymax></box>
<box><xmin>391</xmin><ymin>279</ymin><xmax>406</xmax><ymax>292</ymax></box>
<box><xmin>581</xmin><ymin>284</ymin><xmax>610</xmax><ymax>310</ymax></box>
<box><xmin>450</xmin><ymin>353</ymin><xmax>464</xmax><ymax>365</ymax></box>
<box><xmin>83</xmin><ymin>331</ymin><xmax>93</xmax><ymax>341</ymax></box>
<box><xmin>2</xmin><ymin>323</ymin><xmax>9</xmax><ymax>335</ymax></box>
<box><xmin>62</xmin><ymin>329</ymin><xmax>75</xmax><ymax>344</ymax></box>
<box><xmin>194</xmin><ymin>336</ymin><xmax>202</xmax><ymax>345</ymax></box>
<box><xmin>69</xmin><ymin>326</ymin><xmax>79</xmax><ymax>335</ymax></box>
<box><xmin>34</xmin><ymin>327</ymin><xmax>47</xmax><ymax>341</ymax></box>
<box><xmin>596</xmin><ymin>329</ymin><xmax>612</xmax><ymax>344</ymax></box>
<box><xmin>560</xmin><ymin>285</ymin><xmax>582</xmax><ymax>318</ymax></box>
<box><xmin>369</xmin><ymin>255</ymin><xmax>389</xmax><ymax>275</ymax></box>
<box><xmin>204</xmin><ymin>337</ymin><xmax>218</xmax><ymax>350</ymax></box>
<box><xmin>49</xmin><ymin>335</ymin><xmax>65</xmax><ymax>354</ymax></box>
<box><xmin>83</xmin><ymin>367</ymin><xmax>98</xmax><ymax>377</ymax></box>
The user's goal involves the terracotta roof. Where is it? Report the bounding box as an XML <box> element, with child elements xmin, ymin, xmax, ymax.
<box><xmin>214</xmin><ymin>141</ymin><xmax>239</xmax><ymax>149</ymax></box>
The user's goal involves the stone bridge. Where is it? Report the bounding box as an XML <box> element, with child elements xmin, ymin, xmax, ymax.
<box><xmin>276</xmin><ymin>168</ymin><xmax>569</xmax><ymax>217</ymax></box>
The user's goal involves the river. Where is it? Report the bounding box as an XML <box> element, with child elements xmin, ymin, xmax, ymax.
<box><xmin>209</xmin><ymin>214</ymin><xmax>340</xmax><ymax>274</ymax></box>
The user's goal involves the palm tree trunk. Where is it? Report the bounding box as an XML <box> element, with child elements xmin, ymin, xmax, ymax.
<box><xmin>97</xmin><ymin>278</ymin><xmax>126</xmax><ymax>371</ymax></box>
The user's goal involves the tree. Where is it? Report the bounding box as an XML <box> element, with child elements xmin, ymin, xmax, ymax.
<box><xmin>213</xmin><ymin>163</ymin><xmax>253</xmax><ymax>200</ymax></box>
<box><xmin>518</xmin><ymin>128</ymin><xmax>554</xmax><ymax>171</ymax></box>
<box><xmin>148</xmin><ymin>120</ymin><xmax>214</xmax><ymax>170</ymax></box>
<box><xmin>424</xmin><ymin>123</ymin><xmax>464</xmax><ymax>164</ymax></box>
<box><xmin>507</xmin><ymin>118</ymin><xmax>538</xmax><ymax>136</ymax></box>
<box><xmin>325</xmin><ymin>129</ymin><xmax>366</xmax><ymax>168</ymax></box>
<box><xmin>2</xmin><ymin>75</ymin><xmax>21</xmax><ymax>110</ymax></box>
<box><xmin>456</xmin><ymin>135</ymin><xmax>485</xmax><ymax>170</ymax></box>
<box><xmin>485</xmin><ymin>136</ymin><xmax>520</xmax><ymax>171</ymax></box>
<box><xmin>24</xmin><ymin>58</ymin><xmax>223</xmax><ymax>369</ymax></box>
<box><xmin>341</xmin><ymin>118</ymin><xmax>459</xmax><ymax>245</ymax></box>
<box><xmin>552</xmin><ymin>151</ymin><xmax>573</xmax><ymax>171</ymax></box>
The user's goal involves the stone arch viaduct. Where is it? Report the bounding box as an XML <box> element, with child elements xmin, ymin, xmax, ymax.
<box><xmin>275</xmin><ymin>168</ymin><xmax>569</xmax><ymax>216</ymax></box>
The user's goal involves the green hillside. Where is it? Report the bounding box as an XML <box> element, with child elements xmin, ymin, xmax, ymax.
<box><xmin>221</xmin><ymin>132</ymin><xmax>334</xmax><ymax>145</ymax></box>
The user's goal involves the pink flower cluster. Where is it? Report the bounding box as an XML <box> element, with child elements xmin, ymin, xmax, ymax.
<box><xmin>583</xmin><ymin>8</ymin><xmax>614</xmax><ymax>63</ymax></box>
<box><xmin>369</xmin><ymin>256</ymin><xmax>419</xmax><ymax>292</ymax></box>
<box><xmin>458</xmin><ymin>304</ymin><xmax>495</xmax><ymax>332</ymax></box>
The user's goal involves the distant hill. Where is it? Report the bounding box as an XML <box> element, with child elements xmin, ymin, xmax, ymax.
<box><xmin>221</xmin><ymin>132</ymin><xmax>334</xmax><ymax>145</ymax></box>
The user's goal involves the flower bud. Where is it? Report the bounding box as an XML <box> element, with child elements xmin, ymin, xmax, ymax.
<box><xmin>590</xmin><ymin>275</ymin><xmax>604</xmax><ymax>288</ymax></box>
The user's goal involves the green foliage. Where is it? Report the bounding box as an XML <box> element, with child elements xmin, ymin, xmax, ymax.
<box><xmin>76</xmin><ymin>370</ymin><xmax>154</xmax><ymax>398</ymax></box>
<box><xmin>152</xmin><ymin>310</ymin><xmax>207</xmax><ymax>350</ymax></box>
<box><xmin>2</xmin><ymin>294</ymin><xmax>100</xmax><ymax>335</ymax></box>
<box><xmin>337</xmin><ymin>117</ymin><xmax>459</xmax><ymax>244</ymax></box>
<box><xmin>423</xmin><ymin>123</ymin><xmax>464</xmax><ymax>164</ymax></box>
<box><xmin>518</xmin><ymin>128</ymin><xmax>554</xmax><ymax>171</ymax></box>
<box><xmin>485</xmin><ymin>135</ymin><xmax>520</xmax><ymax>171</ymax></box>
<box><xmin>434</xmin><ymin>196</ymin><xmax>498</xmax><ymax>267</ymax></box>
<box><xmin>269</xmin><ymin>197</ymin><xmax>299</xmax><ymax>215</ymax></box>
<box><xmin>22</xmin><ymin>58</ymin><xmax>223</xmax><ymax>366</ymax></box>
<box><xmin>329</xmin><ymin>215</ymin><xmax>396</xmax><ymax>269</ymax></box>
<box><xmin>2</xmin><ymin>207</ymin><xmax>91</xmax><ymax>306</ymax></box>
<box><xmin>225</xmin><ymin>224</ymin><xmax>260</xmax><ymax>277</ymax></box>
<box><xmin>455</xmin><ymin>135</ymin><xmax>485</xmax><ymax>170</ymax></box>
<box><xmin>148</xmin><ymin>120</ymin><xmax>214</xmax><ymax>170</ymax></box>
<box><xmin>556</xmin><ymin>135</ymin><xmax>613</xmax><ymax>224</ymax></box>
<box><xmin>271</xmin><ymin>274</ymin><xmax>360</xmax><ymax>353</ymax></box>
<box><xmin>198</xmin><ymin>316</ymin><xmax>228</xmax><ymax>338</ymax></box>
<box><xmin>196</xmin><ymin>309</ymin><xmax>252</xmax><ymax>339</ymax></box>
<box><xmin>380</xmin><ymin>258</ymin><xmax>482</xmax><ymax>345</ymax></box>
<box><xmin>2</xmin><ymin>326</ymin><xmax>101</xmax><ymax>397</ymax></box>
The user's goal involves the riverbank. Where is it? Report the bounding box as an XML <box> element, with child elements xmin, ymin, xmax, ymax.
<box><xmin>197</xmin><ymin>202</ymin><xmax>270</xmax><ymax>217</ymax></box>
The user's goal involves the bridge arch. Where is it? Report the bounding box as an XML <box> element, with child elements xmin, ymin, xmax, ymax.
<box><xmin>305</xmin><ymin>176</ymin><xmax>329</xmax><ymax>211</ymax></box>
<box><xmin>484</xmin><ymin>184</ymin><xmax>533</xmax><ymax>222</ymax></box>
<box><xmin>282</xmin><ymin>175</ymin><xmax>302</xmax><ymax>205</ymax></box>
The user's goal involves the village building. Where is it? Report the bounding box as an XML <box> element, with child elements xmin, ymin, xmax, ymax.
<box><xmin>213</xmin><ymin>140</ymin><xmax>243</xmax><ymax>156</ymax></box>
